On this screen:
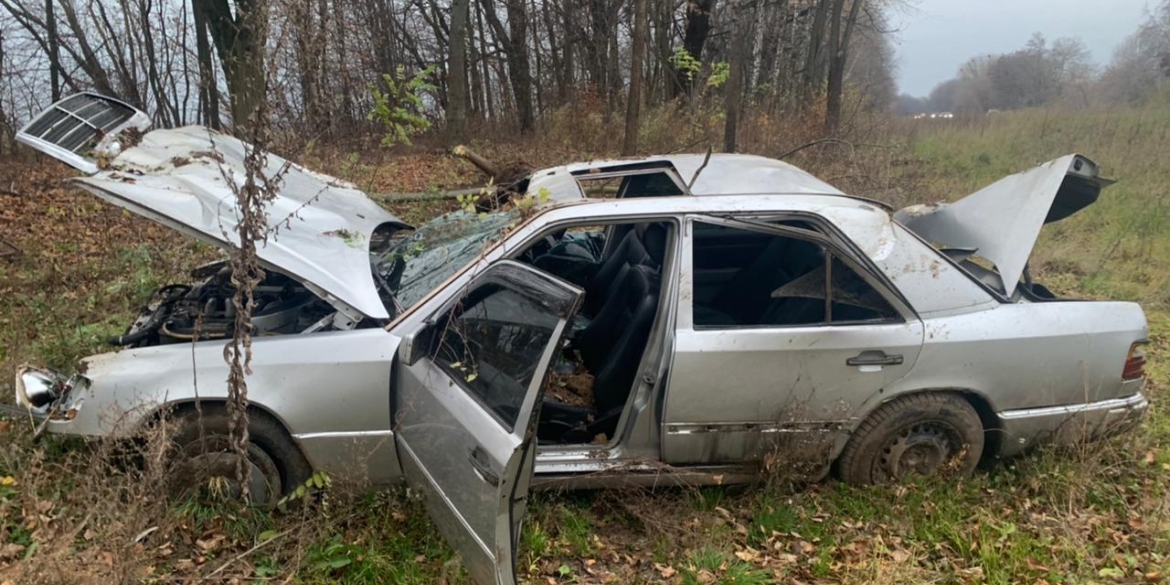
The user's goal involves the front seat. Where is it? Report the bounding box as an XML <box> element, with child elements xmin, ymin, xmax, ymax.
<box><xmin>583</xmin><ymin>228</ymin><xmax>651</xmax><ymax>316</ymax></box>
<box><xmin>576</xmin><ymin>262</ymin><xmax>661</xmax><ymax>414</ymax></box>
<box><xmin>711</xmin><ymin>236</ymin><xmax>823</xmax><ymax>324</ymax></box>
<box><xmin>537</xmin><ymin>225</ymin><xmax>667</xmax><ymax>442</ymax></box>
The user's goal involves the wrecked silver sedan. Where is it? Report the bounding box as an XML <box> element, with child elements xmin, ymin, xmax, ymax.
<box><xmin>13</xmin><ymin>94</ymin><xmax>1149</xmax><ymax>585</ymax></box>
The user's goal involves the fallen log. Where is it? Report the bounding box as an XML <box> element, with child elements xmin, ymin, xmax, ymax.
<box><xmin>370</xmin><ymin>187</ymin><xmax>481</xmax><ymax>203</ymax></box>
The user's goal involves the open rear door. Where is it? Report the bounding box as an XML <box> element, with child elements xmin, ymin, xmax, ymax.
<box><xmin>393</xmin><ymin>260</ymin><xmax>583</xmax><ymax>585</ymax></box>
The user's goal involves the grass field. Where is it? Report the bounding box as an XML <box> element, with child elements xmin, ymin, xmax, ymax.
<box><xmin>1</xmin><ymin>103</ymin><xmax>1168</xmax><ymax>584</ymax></box>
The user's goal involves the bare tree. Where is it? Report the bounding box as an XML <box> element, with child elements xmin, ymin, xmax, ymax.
<box><xmin>723</xmin><ymin>0</ymin><xmax>750</xmax><ymax>152</ymax></box>
<box><xmin>448</xmin><ymin>0</ymin><xmax>470</xmax><ymax>143</ymax></box>
<box><xmin>825</xmin><ymin>0</ymin><xmax>863</xmax><ymax>133</ymax></box>
<box><xmin>0</xmin><ymin>27</ymin><xmax>11</xmax><ymax>154</ymax></box>
<box><xmin>622</xmin><ymin>0</ymin><xmax>647</xmax><ymax>155</ymax></box>
<box><xmin>44</xmin><ymin>0</ymin><xmax>58</xmax><ymax>100</ymax></box>
<box><xmin>196</xmin><ymin>0</ymin><xmax>268</xmax><ymax>130</ymax></box>
<box><xmin>480</xmin><ymin>0</ymin><xmax>534</xmax><ymax>132</ymax></box>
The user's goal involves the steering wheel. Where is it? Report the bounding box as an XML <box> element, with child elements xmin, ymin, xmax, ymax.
<box><xmin>522</xmin><ymin>229</ymin><xmax>568</xmax><ymax>263</ymax></box>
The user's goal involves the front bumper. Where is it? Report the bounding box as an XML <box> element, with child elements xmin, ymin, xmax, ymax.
<box><xmin>997</xmin><ymin>392</ymin><xmax>1149</xmax><ymax>457</ymax></box>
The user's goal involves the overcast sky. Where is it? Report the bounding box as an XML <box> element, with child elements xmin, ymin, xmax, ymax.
<box><xmin>893</xmin><ymin>0</ymin><xmax>1153</xmax><ymax>97</ymax></box>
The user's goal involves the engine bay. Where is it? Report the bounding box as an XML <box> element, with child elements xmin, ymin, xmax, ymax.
<box><xmin>110</xmin><ymin>262</ymin><xmax>336</xmax><ymax>348</ymax></box>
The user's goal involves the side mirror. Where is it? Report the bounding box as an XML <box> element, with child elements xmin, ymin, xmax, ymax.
<box><xmin>399</xmin><ymin>324</ymin><xmax>434</xmax><ymax>367</ymax></box>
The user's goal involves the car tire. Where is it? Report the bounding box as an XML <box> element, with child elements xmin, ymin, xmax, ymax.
<box><xmin>168</xmin><ymin>407</ymin><xmax>312</xmax><ymax>507</ymax></box>
<box><xmin>836</xmin><ymin>393</ymin><xmax>984</xmax><ymax>485</ymax></box>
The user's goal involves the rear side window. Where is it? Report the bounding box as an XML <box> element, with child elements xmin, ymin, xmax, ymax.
<box><xmin>690</xmin><ymin>222</ymin><xmax>899</xmax><ymax>328</ymax></box>
<box><xmin>432</xmin><ymin>284</ymin><xmax>559</xmax><ymax>430</ymax></box>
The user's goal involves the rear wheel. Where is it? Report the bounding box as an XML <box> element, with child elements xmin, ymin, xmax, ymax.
<box><xmin>168</xmin><ymin>408</ymin><xmax>311</xmax><ymax>507</ymax></box>
<box><xmin>837</xmin><ymin>393</ymin><xmax>984</xmax><ymax>485</ymax></box>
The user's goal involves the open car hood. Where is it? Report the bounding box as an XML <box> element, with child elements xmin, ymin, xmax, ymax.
<box><xmin>894</xmin><ymin>154</ymin><xmax>1112</xmax><ymax>296</ymax></box>
<box><xmin>18</xmin><ymin>94</ymin><xmax>406</xmax><ymax>320</ymax></box>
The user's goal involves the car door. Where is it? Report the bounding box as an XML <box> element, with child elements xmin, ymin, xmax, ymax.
<box><xmin>663</xmin><ymin>216</ymin><xmax>925</xmax><ymax>467</ymax></box>
<box><xmin>393</xmin><ymin>260</ymin><xmax>583</xmax><ymax>585</ymax></box>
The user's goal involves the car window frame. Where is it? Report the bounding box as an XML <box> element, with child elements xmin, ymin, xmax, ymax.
<box><xmin>686</xmin><ymin>214</ymin><xmax>912</xmax><ymax>331</ymax></box>
<box><xmin>569</xmin><ymin>161</ymin><xmax>692</xmax><ymax>197</ymax></box>
<box><xmin>712</xmin><ymin>211</ymin><xmax>919</xmax><ymax>319</ymax></box>
<box><xmin>420</xmin><ymin>263</ymin><xmax>578</xmax><ymax>433</ymax></box>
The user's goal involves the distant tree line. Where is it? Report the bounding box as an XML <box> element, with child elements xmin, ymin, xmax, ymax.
<box><xmin>0</xmin><ymin>0</ymin><xmax>899</xmax><ymax>156</ymax></box>
<box><xmin>895</xmin><ymin>1</ymin><xmax>1170</xmax><ymax>117</ymax></box>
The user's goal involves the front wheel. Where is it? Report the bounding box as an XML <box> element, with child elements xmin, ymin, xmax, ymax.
<box><xmin>168</xmin><ymin>408</ymin><xmax>312</xmax><ymax>507</ymax></box>
<box><xmin>837</xmin><ymin>393</ymin><xmax>984</xmax><ymax>485</ymax></box>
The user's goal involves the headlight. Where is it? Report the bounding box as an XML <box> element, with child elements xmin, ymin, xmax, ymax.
<box><xmin>15</xmin><ymin>366</ymin><xmax>76</xmax><ymax>410</ymax></box>
<box><xmin>16</xmin><ymin>367</ymin><xmax>61</xmax><ymax>408</ymax></box>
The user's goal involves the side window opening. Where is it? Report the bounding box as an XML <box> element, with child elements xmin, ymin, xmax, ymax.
<box><xmin>571</xmin><ymin>161</ymin><xmax>686</xmax><ymax>199</ymax></box>
<box><xmin>510</xmin><ymin>220</ymin><xmax>674</xmax><ymax>445</ymax></box>
<box><xmin>691</xmin><ymin>221</ymin><xmax>900</xmax><ymax>328</ymax></box>
<box><xmin>431</xmin><ymin>283</ymin><xmax>561</xmax><ymax>431</ymax></box>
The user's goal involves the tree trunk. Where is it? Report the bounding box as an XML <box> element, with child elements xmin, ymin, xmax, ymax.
<box><xmin>58</xmin><ymin>0</ymin><xmax>115</xmax><ymax>95</ymax></box>
<box><xmin>480</xmin><ymin>0</ymin><xmax>535</xmax><ymax>132</ymax></box>
<box><xmin>825</xmin><ymin>0</ymin><xmax>862</xmax><ymax>133</ymax></box>
<box><xmin>622</xmin><ymin>0</ymin><xmax>647</xmax><ymax>155</ymax></box>
<box><xmin>448</xmin><ymin>0</ymin><xmax>470</xmax><ymax>143</ymax></box>
<box><xmin>0</xmin><ymin>28</ymin><xmax>10</xmax><ymax>154</ymax></box>
<box><xmin>476</xmin><ymin>1</ymin><xmax>494</xmax><ymax>120</ymax></box>
<box><xmin>505</xmin><ymin>0</ymin><xmax>534</xmax><ymax>131</ymax></box>
<box><xmin>540</xmin><ymin>0</ymin><xmax>565</xmax><ymax>104</ymax></box>
<box><xmin>192</xmin><ymin>0</ymin><xmax>220</xmax><ymax>128</ymax></box>
<box><xmin>292</xmin><ymin>0</ymin><xmax>328</xmax><ymax>136</ymax></box>
<box><xmin>801</xmin><ymin>0</ymin><xmax>830</xmax><ymax>104</ymax></box>
<box><xmin>672</xmin><ymin>0</ymin><xmax>717</xmax><ymax>98</ymax></box>
<box><xmin>723</xmin><ymin>0</ymin><xmax>748</xmax><ymax>152</ymax></box>
<box><xmin>45</xmin><ymin>0</ymin><xmax>59</xmax><ymax>101</ymax></box>
<box><xmin>197</xmin><ymin>0</ymin><xmax>268</xmax><ymax>131</ymax></box>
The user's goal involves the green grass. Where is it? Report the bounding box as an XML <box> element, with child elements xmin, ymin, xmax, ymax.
<box><xmin>904</xmin><ymin>103</ymin><xmax>1170</xmax><ymax>306</ymax></box>
<box><xmin>682</xmin><ymin>547</ymin><xmax>773</xmax><ymax>585</ymax></box>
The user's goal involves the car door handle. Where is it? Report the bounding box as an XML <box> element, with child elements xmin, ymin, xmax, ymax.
<box><xmin>468</xmin><ymin>446</ymin><xmax>500</xmax><ymax>487</ymax></box>
<box><xmin>846</xmin><ymin>350</ymin><xmax>904</xmax><ymax>367</ymax></box>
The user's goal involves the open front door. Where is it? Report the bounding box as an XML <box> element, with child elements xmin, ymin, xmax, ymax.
<box><xmin>393</xmin><ymin>260</ymin><xmax>583</xmax><ymax>585</ymax></box>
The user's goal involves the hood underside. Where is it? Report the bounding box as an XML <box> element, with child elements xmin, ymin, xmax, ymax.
<box><xmin>894</xmin><ymin>154</ymin><xmax>1112</xmax><ymax>296</ymax></box>
<box><xmin>18</xmin><ymin>95</ymin><xmax>406</xmax><ymax>320</ymax></box>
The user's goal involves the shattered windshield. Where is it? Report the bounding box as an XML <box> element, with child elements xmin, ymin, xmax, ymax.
<box><xmin>373</xmin><ymin>210</ymin><xmax>519</xmax><ymax>317</ymax></box>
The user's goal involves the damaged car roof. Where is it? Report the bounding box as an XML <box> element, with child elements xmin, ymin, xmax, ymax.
<box><xmin>527</xmin><ymin>153</ymin><xmax>846</xmax><ymax>198</ymax></box>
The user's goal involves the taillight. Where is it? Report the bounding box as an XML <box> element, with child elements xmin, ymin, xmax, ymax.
<box><xmin>1122</xmin><ymin>341</ymin><xmax>1149</xmax><ymax>381</ymax></box>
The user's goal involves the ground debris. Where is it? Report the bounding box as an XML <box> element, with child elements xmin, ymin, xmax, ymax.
<box><xmin>545</xmin><ymin>363</ymin><xmax>594</xmax><ymax>407</ymax></box>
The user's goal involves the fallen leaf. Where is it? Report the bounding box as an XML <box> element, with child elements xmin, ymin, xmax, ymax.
<box><xmin>655</xmin><ymin>563</ymin><xmax>676</xmax><ymax>579</ymax></box>
<box><xmin>195</xmin><ymin>534</ymin><xmax>226</xmax><ymax>553</ymax></box>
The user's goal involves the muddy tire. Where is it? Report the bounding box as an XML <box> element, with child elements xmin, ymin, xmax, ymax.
<box><xmin>837</xmin><ymin>393</ymin><xmax>983</xmax><ymax>485</ymax></box>
<box><xmin>169</xmin><ymin>408</ymin><xmax>311</xmax><ymax>507</ymax></box>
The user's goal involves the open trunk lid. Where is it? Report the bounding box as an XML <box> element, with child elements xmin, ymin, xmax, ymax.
<box><xmin>18</xmin><ymin>93</ymin><xmax>407</xmax><ymax>320</ymax></box>
<box><xmin>894</xmin><ymin>154</ymin><xmax>1112</xmax><ymax>296</ymax></box>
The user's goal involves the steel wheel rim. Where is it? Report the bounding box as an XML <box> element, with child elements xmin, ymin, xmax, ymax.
<box><xmin>874</xmin><ymin>421</ymin><xmax>966</xmax><ymax>482</ymax></box>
